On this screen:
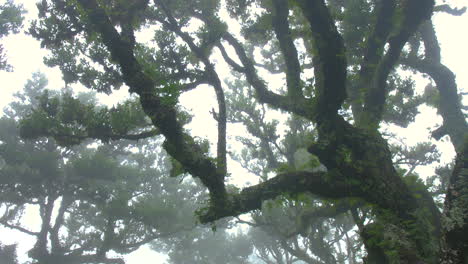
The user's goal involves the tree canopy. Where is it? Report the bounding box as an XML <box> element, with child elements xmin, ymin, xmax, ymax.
<box><xmin>0</xmin><ymin>0</ymin><xmax>25</xmax><ymax>71</ymax></box>
<box><xmin>0</xmin><ymin>0</ymin><xmax>467</xmax><ymax>263</ymax></box>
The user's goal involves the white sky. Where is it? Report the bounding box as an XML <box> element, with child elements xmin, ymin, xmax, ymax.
<box><xmin>0</xmin><ymin>0</ymin><xmax>467</xmax><ymax>263</ymax></box>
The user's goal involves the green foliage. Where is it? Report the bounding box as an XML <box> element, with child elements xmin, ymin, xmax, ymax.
<box><xmin>273</xmin><ymin>162</ymin><xmax>293</xmax><ymax>174</ymax></box>
<box><xmin>152</xmin><ymin>223</ymin><xmax>253</xmax><ymax>264</ymax></box>
<box><xmin>0</xmin><ymin>1</ymin><xmax>24</xmax><ymax>37</ymax></box>
<box><xmin>0</xmin><ymin>74</ymin><xmax>206</xmax><ymax>263</ymax></box>
<box><xmin>169</xmin><ymin>136</ymin><xmax>209</xmax><ymax>178</ymax></box>
<box><xmin>158</xmin><ymin>83</ymin><xmax>182</xmax><ymax>107</ymax></box>
<box><xmin>197</xmin><ymin>18</ymin><xmax>228</xmax><ymax>55</ymax></box>
<box><xmin>341</xmin><ymin>0</ymin><xmax>373</xmax><ymax>64</ymax></box>
<box><xmin>3</xmin><ymin>0</ymin><xmax>464</xmax><ymax>263</ymax></box>
<box><xmin>72</xmin><ymin>151</ymin><xmax>119</xmax><ymax>181</ymax></box>
<box><xmin>169</xmin><ymin>156</ymin><xmax>186</xmax><ymax>178</ymax></box>
<box><xmin>18</xmin><ymin>78</ymin><xmax>153</xmax><ymax>146</ymax></box>
<box><xmin>0</xmin><ymin>0</ymin><xmax>25</xmax><ymax>71</ymax></box>
<box><xmin>383</xmin><ymin>75</ymin><xmax>423</xmax><ymax>127</ymax></box>
<box><xmin>0</xmin><ymin>243</ymin><xmax>18</xmax><ymax>264</ymax></box>
<box><xmin>422</xmin><ymin>83</ymin><xmax>440</xmax><ymax>108</ymax></box>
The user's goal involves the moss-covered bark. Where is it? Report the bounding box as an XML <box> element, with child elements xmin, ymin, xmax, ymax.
<box><xmin>27</xmin><ymin>0</ymin><xmax>468</xmax><ymax>262</ymax></box>
<box><xmin>441</xmin><ymin>140</ymin><xmax>468</xmax><ymax>263</ymax></box>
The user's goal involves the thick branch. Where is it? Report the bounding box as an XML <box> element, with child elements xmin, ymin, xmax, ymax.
<box><xmin>222</xmin><ymin>33</ymin><xmax>311</xmax><ymax>118</ymax></box>
<box><xmin>179</xmin><ymin>79</ymin><xmax>210</xmax><ymax>92</ymax></box>
<box><xmin>403</xmin><ymin>58</ymin><xmax>467</xmax><ymax>151</ymax></box>
<box><xmin>0</xmin><ymin>206</ymin><xmax>39</xmax><ymax>236</ymax></box>
<box><xmin>295</xmin><ymin>0</ymin><xmax>347</xmax><ymax>122</ymax></box>
<box><xmin>32</xmin><ymin>197</ymin><xmax>55</xmax><ymax>258</ymax></box>
<box><xmin>434</xmin><ymin>4</ymin><xmax>467</xmax><ymax>16</ymax></box>
<box><xmin>300</xmin><ymin>200</ymin><xmax>359</xmax><ymax>227</ymax></box>
<box><xmin>155</xmin><ymin>1</ymin><xmax>228</xmax><ymax>174</ymax></box>
<box><xmin>361</xmin><ymin>0</ymin><xmax>435</xmax><ymax>127</ymax></box>
<box><xmin>54</xmin><ymin>129</ymin><xmax>160</xmax><ymax>145</ymax></box>
<box><xmin>402</xmin><ymin>20</ymin><xmax>467</xmax><ymax>151</ymax></box>
<box><xmin>199</xmin><ymin>170</ymin><xmax>360</xmax><ymax>223</ymax></box>
<box><xmin>271</xmin><ymin>0</ymin><xmax>303</xmax><ymax>99</ymax></box>
<box><xmin>354</xmin><ymin>0</ymin><xmax>396</xmax><ymax>120</ymax></box>
<box><xmin>441</xmin><ymin>141</ymin><xmax>468</xmax><ymax>263</ymax></box>
<box><xmin>97</xmin><ymin>217</ymin><xmax>115</xmax><ymax>257</ymax></box>
<box><xmin>76</xmin><ymin>0</ymin><xmax>227</xmax><ymax>205</ymax></box>
<box><xmin>217</xmin><ymin>42</ymin><xmax>245</xmax><ymax>73</ymax></box>
<box><xmin>50</xmin><ymin>195</ymin><xmax>73</xmax><ymax>253</ymax></box>
<box><xmin>308</xmin><ymin>116</ymin><xmax>441</xmax><ymax>262</ymax></box>
<box><xmin>420</xmin><ymin>21</ymin><xmax>441</xmax><ymax>62</ymax></box>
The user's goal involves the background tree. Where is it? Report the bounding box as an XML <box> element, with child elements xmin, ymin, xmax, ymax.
<box><xmin>225</xmin><ymin>68</ymin><xmax>449</xmax><ymax>263</ymax></box>
<box><xmin>0</xmin><ymin>73</ymin><xmax>205</xmax><ymax>264</ymax></box>
<box><xmin>151</xmin><ymin>219</ymin><xmax>253</xmax><ymax>264</ymax></box>
<box><xmin>0</xmin><ymin>0</ymin><xmax>25</xmax><ymax>71</ymax></box>
<box><xmin>0</xmin><ymin>243</ymin><xmax>18</xmax><ymax>264</ymax></box>
<box><xmin>9</xmin><ymin>0</ymin><xmax>468</xmax><ymax>263</ymax></box>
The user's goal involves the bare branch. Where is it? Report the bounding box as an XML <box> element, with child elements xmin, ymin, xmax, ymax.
<box><xmin>0</xmin><ymin>221</ymin><xmax>39</xmax><ymax>236</ymax></box>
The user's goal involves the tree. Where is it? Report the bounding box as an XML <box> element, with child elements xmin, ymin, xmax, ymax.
<box><xmin>0</xmin><ymin>0</ymin><xmax>25</xmax><ymax>71</ymax></box>
<box><xmin>0</xmin><ymin>73</ymin><xmax>202</xmax><ymax>264</ymax></box>
<box><xmin>17</xmin><ymin>0</ymin><xmax>468</xmax><ymax>263</ymax></box>
<box><xmin>226</xmin><ymin>77</ymin><xmax>443</xmax><ymax>263</ymax></box>
<box><xmin>151</xmin><ymin>219</ymin><xmax>253</xmax><ymax>264</ymax></box>
<box><xmin>0</xmin><ymin>243</ymin><xmax>18</xmax><ymax>264</ymax></box>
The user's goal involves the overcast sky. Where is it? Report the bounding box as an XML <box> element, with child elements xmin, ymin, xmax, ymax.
<box><xmin>0</xmin><ymin>0</ymin><xmax>467</xmax><ymax>263</ymax></box>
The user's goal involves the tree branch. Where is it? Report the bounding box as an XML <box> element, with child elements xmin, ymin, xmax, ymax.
<box><xmin>280</xmin><ymin>239</ymin><xmax>322</xmax><ymax>264</ymax></box>
<box><xmin>0</xmin><ymin>221</ymin><xmax>39</xmax><ymax>236</ymax></box>
<box><xmin>401</xmin><ymin>19</ymin><xmax>467</xmax><ymax>151</ymax></box>
<box><xmin>55</xmin><ymin>129</ymin><xmax>160</xmax><ymax>144</ymax></box>
<box><xmin>295</xmin><ymin>0</ymin><xmax>347</xmax><ymax>122</ymax></box>
<box><xmin>222</xmin><ymin>33</ymin><xmax>310</xmax><ymax>118</ymax></box>
<box><xmin>76</xmin><ymin>0</ymin><xmax>227</xmax><ymax>208</ymax></box>
<box><xmin>216</xmin><ymin>42</ymin><xmax>245</xmax><ymax>73</ymax></box>
<box><xmin>198</xmin><ymin>170</ymin><xmax>359</xmax><ymax>223</ymax></box>
<box><xmin>271</xmin><ymin>0</ymin><xmax>303</xmax><ymax>99</ymax></box>
<box><xmin>300</xmin><ymin>200</ymin><xmax>360</xmax><ymax>229</ymax></box>
<box><xmin>116</xmin><ymin>225</ymin><xmax>194</xmax><ymax>254</ymax></box>
<box><xmin>38</xmin><ymin>254</ymin><xmax>126</xmax><ymax>264</ymax></box>
<box><xmin>434</xmin><ymin>4</ymin><xmax>467</xmax><ymax>16</ymax></box>
<box><xmin>154</xmin><ymin>0</ymin><xmax>228</xmax><ymax>174</ymax></box>
<box><xmin>361</xmin><ymin>0</ymin><xmax>435</xmax><ymax>128</ymax></box>
<box><xmin>441</xmin><ymin>141</ymin><xmax>468</xmax><ymax>263</ymax></box>
<box><xmin>354</xmin><ymin>0</ymin><xmax>396</xmax><ymax>120</ymax></box>
<box><xmin>420</xmin><ymin>21</ymin><xmax>441</xmax><ymax>62</ymax></box>
<box><xmin>50</xmin><ymin>195</ymin><xmax>73</xmax><ymax>254</ymax></box>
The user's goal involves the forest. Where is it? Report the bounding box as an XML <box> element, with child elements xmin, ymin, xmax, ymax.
<box><xmin>0</xmin><ymin>0</ymin><xmax>467</xmax><ymax>263</ymax></box>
